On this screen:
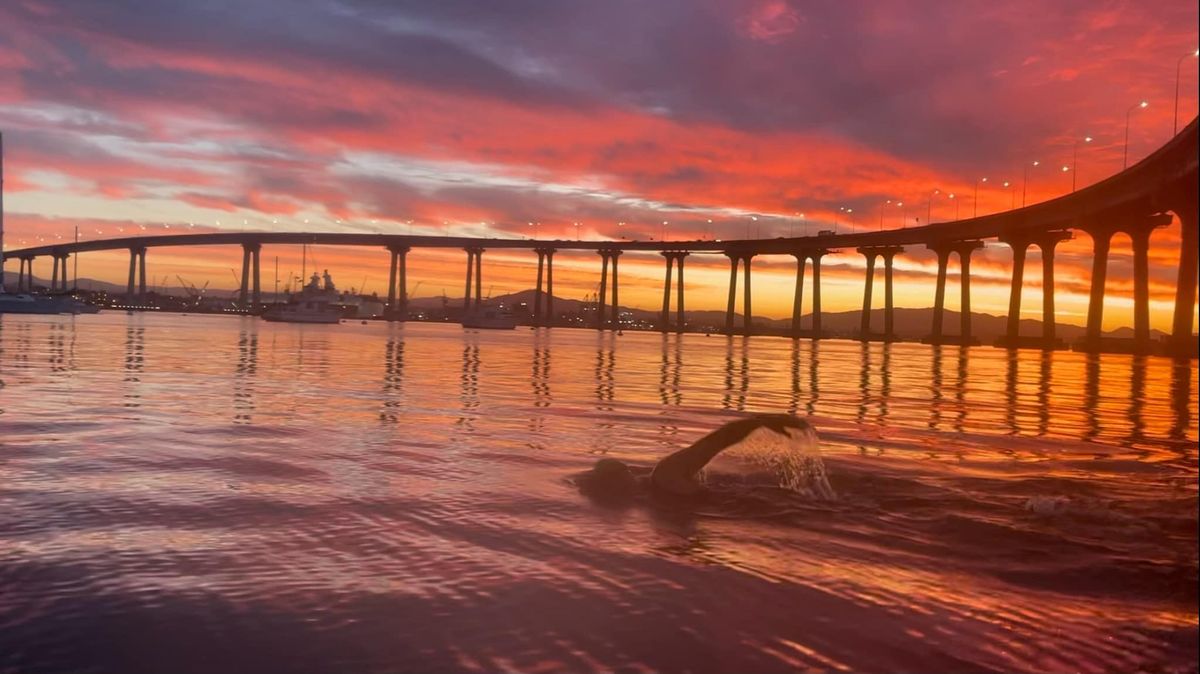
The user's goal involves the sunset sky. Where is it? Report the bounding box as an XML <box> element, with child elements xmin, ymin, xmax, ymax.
<box><xmin>1</xmin><ymin>0</ymin><xmax>1197</xmax><ymax>330</ymax></box>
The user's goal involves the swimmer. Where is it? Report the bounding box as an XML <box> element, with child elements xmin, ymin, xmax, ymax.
<box><xmin>575</xmin><ymin>413</ymin><xmax>812</xmax><ymax>502</ymax></box>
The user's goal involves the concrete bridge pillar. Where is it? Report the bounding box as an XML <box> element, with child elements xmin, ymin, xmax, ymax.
<box><xmin>790</xmin><ymin>253</ymin><xmax>807</xmax><ymax>338</ymax></box>
<box><xmin>742</xmin><ymin>254</ymin><xmax>755</xmax><ymax>336</ymax></box>
<box><xmin>597</xmin><ymin>251</ymin><xmax>609</xmax><ymax>329</ymax></box>
<box><xmin>126</xmin><ymin>247</ymin><xmax>146</xmax><ymax>298</ymax></box>
<box><xmin>883</xmin><ymin>250</ymin><xmax>898</xmax><ymax>339</ymax></box>
<box><xmin>474</xmin><ymin>249</ymin><xmax>483</xmax><ymax>307</ymax></box>
<box><xmin>534</xmin><ymin>250</ymin><xmax>545</xmax><ymax>325</ymax></box>
<box><xmin>1001</xmin><ymin>235</ymin><xmax>1030</xmax><ymax>343</ymax></box>
<box><xmin>958</xmin><ymin>244</ymin><xmax>977</xmax><ymax>341</ymax></box>
<box><xmin>386</xmin><ymin>246</ymin><xmax>404</xmax><ymax>319</ymax></box>
<box><xmin>1084</xmin><ymin>229</ymin><xmax>1113</xmax><ymax>343</ymax></box>
<box><xmin>546</xmin><ymin>249</ymin><xmax>555</xmax><ymax>325</ymax></box>
<box><xmin>138</xmin><ymin>248</ymin><xmax>147</xmax><ymax>298</ymax></box>
<box><xmin>15</xmin><ymin>257</ymin><xmax>25</xmax><ymax>291</ymax></box>
<box><xmin>595</xmin><ymin>249</ymin><xmax>620</xmax><ymax>330</ymax></box>
<box><xmin>1171</xmin><ymin>192</ymin><xmax>1198</xmax><ymax>354</ymax></box>
<box><xmin>724</xmin><ymin>253</ymin><xmax>739</xmax><ymax>334</ymax></box>
<box><xmin>854</xmin><ymin>245</ymin><xmax>902</xmax><ymax>340</ymax></box>
<box><xmin>50</xmin><ymin>255</ymin><xmax>60</xmax><ymax>291</ymax></box>
<box><xmin>250</xmin><ymin>244</ymin><xmax>261</xmax><ymax>305</ymax></box>
<box><xmin>533</xmin><ymin>247</ymin><xmax>556</xmax><ymax>326</ymax></box>
<box><xmin>929</xmin><ymin>245</ymin><xmax>951</xmax><ymax>340</ymax></box>
<box><xmin>59</xmin><ymin>254</ymin><xmax>71</xmax><ymax>291</ymax></box>
<box><xmin>609</xmin><ymin>250</ymin><xmax>620</xmax><ymax>330</ymax></box>
<box><xmin>674</xmin><ymin>253</ymin><xmax>686</xmax><ymax>333</ymax></box>
<box><xmin>859</xmin><ymin>250</ymin><xmax>877</xmax><ymax>338</ymax></box>
<box><xmin>811</xmin><ymin>253</ymin><xmax>824</xmax><ymax>337</ymax></box>
<box><xmin>237</xmin><ymin>243</ymin><xmax>261</xmax><ymax>307</ymax></box>
<box><xmin>1034</xmin><ymin>232</ymin><xmax>1072</xmax><ymax>345</ymax></box>
<box><xmin>1130</xmin><ymin>227</ymin><xmax>1152</xmax><ymax>345</ymax></box>
<box><xmin>659</xmin><ymin>252</ymin><xmax>675</xmax><ymax>332</ymax></box>
<box><xmin>462</xmin><ymin>247</ymin><xmax>484</xmax><ymax>309</ymax></box>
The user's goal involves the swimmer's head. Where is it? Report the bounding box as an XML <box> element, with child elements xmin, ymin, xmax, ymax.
<box><xmin>577</xmin><ymin>458</ymin><xmax>637</xmax><ymax>503</ymax></box>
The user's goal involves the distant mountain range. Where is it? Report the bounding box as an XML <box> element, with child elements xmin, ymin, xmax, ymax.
<box><xmin>4</xmin><ymin>272</ymin><xmax>1162</xmax><ymax>342</ymax></box>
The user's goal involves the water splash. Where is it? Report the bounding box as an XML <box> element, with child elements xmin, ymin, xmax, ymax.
<box><xmin>704</xmin><ymin>422</ymin><xmax>837</xmax><ymax>500</ymax></box>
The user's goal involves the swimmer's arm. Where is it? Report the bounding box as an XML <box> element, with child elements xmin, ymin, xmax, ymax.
<box><xmin>653</xmin><ymin>415</ymin><xmax>801</xmax><ymax>479</ymax></box>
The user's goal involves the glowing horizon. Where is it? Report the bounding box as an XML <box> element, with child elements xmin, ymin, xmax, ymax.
<box><xmin>1</xmin><ymin>1</ymin><xmax>1197</xmax><ymax>331</ymax></box>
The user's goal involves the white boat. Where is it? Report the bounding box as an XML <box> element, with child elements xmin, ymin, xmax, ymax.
<box><xmin>262</xmin><ymin>270</ymin><xmax>344</xmax><ymax>324</ymax></box>
<box><xmin>461</xmin><ymin>305</ymin><xmax>517</xmax><ymax>330</ymax></box>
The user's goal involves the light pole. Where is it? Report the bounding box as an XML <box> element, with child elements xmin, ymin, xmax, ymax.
<box><xmin>1124</xmin><ymin>100</ymin><xmax>1148</xmax><ymax>169</ymax></box>
<box><xmin>617</xmin><ymin>221</ymin><xmax>626</xmax><ymax>240</ymax></box>
<box><xmin>927</xmin><ymin>189</ymin><xmax>940</xmax><ymax>224</ymax></box>
<box><xmin>973</xmin><ymin>177</ymin><xmax>988</xmax><ymax>218</ymax></box>
<box><xmin>879</xmin><ymin>199</ymin><xmax>892</xmax><ymax>231</ymax></box>
<box><xmin>949</xmin><ymin>193</ymin><xmax>959</xmax><ymax>220</ymax></box>
<box><xmin>1022</xmin><ymin>160</ymin><xmax>1040</xmax><ymax>207</ymax></box>
<box><xmin>1002</xmin><ymin>181</ymin><xmax>1014</xmax><ymax>209</ymax></box>
<box><xmin>661</xmin><ymin>220</ymin><xmax>668</xmax><ymax>242</ymax></box>
<box><xmin>1175</xmin><ymin>49</ymin><xmax>1199</xmax><ymax>135</ymax></box>
<box><xmin>706</xmin><ymin>218</ymin><xmax>713</xmax><ymax>240</ymax></box>
<box><xmin>574</xmin><ymin>221</ymin><xmax>580</xmax><ymax>240</ymax></box>
<box><xmin>747</xmin><ymin>216</ymin><xmax>757</xmax><ymax>239</ymax></box>
<box><xmin>1071</xmin><ymin>136</ymin><xmax>1092</xmax><ymax>192</ymax></box>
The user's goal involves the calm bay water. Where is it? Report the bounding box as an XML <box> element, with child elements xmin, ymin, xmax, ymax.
<box><xmin>1</xmin><ymin>312</ymin><xmax>1196</xmax><ymax>674</ymax></box>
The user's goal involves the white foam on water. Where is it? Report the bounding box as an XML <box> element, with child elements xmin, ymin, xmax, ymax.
<box><xmin>704</xmin><ymin>423</ymin><xmax>837</xmax><ymax>500</ymax></box>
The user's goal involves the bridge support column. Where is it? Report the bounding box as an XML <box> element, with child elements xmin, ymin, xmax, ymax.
<box><xmin>51</xmin><ymin>255</ymin><xmax>60</xmax><ymax>291</ymax></box>
<box><xmin>238</xmin><ymin>244</ymin><xmax>252</xmax><ymax>307</ymax></box>
<box><xmin>1003</xmin><ymin>237</ymin><xmax>1029</xmax><ymax>344</ymax></box>
<box><xmin>15</xmin><ymin>257</ymin><xmax>24</xmax><ymax>291</ymax></box>
<box><xmin>533</xmin><ymin>247</ymin><xmax>556</xmax><ymax>326</ymax></box>
<box><xmin>474</xmin><ymin>249</ymin><xmax>483</xmax><ymax>307</ymax></box>
<box><xmin>609</xmin><ymin>251</ymin><xmax>620</xmax><ymax>330</ymax></box>
<box><xmin>545</xmin><ymin>250</ymin><xmax>554</xmax><ymax>326</ymax></box>
<box><xmin>534</xmin><ymin>250</ymin><xmax>545</xmax><ymax>325</ymax></box>
<box><xmin>250</xmin><ymin>244</ymin><xmax>261</xmax><ymax>306</ymax></box>
<box><xmin>397</xmin><ymin>247</ymin><xmax>408</xmax><ymax>320</ymax></box>
<box><xmin>790</xmin><ymin>253</ymin><xmax>807</xmax><ymax>338</ymax></box>
<box><xmin>674</xmin><ymin>253</ymin><xmax>685</xmax><ymax>333</ymax></box>
<box><xmin>1131</xmin><ymin>226</ymin><xmax>1152</xmax><ymax>346</ymax></box>
<box><xmin>1173</xmin><ymin>200</ymin><xmax>1198</xmax><ymax>355</ymax></box>
<box><xmin>742</xmin><ymin>254</ymin><xmax>754</xmax><ymax>336</ymax></box>
<box><xmin>463</xmin><ymin>248</ymin><xmax>475</xmax><ymax>309</ymax></box>
<box><xmin>859</xmin><ymin>251</ymin><xmax>877</xmax><ymax>338</ymax></box>
<box><xmin>137</xmin><ymin>248</ymin><xmax>147</xmax><ymax>298</ymax></box>
<box><xmin>660</xmin><ymin>252</ymin><xmax>675</xmax><ymax>332</ymax></box>
<box><xmin>1036</xmin><ymin>233</ymin><xmax>1065</xmax><ymax>342</ymax></box>
<box><xmin>1084</xmin><ymin>230</ymin><xmax>1112</xmax><ymax>343</ymax></box>
<box><xmin>883</xmin><ymin>250</ymin><xmax>897</xmax><ymax>340</ymax></box>
<box><xmin>930</xmin><ymin>246</ymin><xmax>950</xmax><ymax>341</ymax></box>
<box><xmin>387</xmin><ymin>247</ymin><xmax>399</xmax><ymax>318</ymax></box>
<box><xmin>959</xmin><ymin>245</ymin><xmax>976</xmax><ymax>342</ymax></box>
<box><xmin>597</xmin><ymin>251</ymin><xmax>609</xmax><ymax>330</ymax></box>
<box><xmin>725</xmin><ymin>254</ymin><xmax>739</xmax><ymax>334</ymax></box>
<box><xmin>811</xmin><ymin>253</ymin><xmax>824</xmax><ymax>338</ymax></box>
<box><xmin>59</xmin><ymin>255</ymin><xmax>71</xmax><ymax>291</ymax></box>
<box><xmin>127</xmin><ymin>249</ymin><xmax>138</xmax><ymax>297</ymax></box>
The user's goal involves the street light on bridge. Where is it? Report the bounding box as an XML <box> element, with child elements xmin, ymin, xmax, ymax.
<box><xmin>1021</xmin><ymin>160</ymin><xmax>1040</xmax><ymax>207</ymax></box>
<box><xmin>1175</xmin><ymin>49</ymin><xmax>1199</xmax><ymax>135</ymax></box>
<box><xmin>973</xmin><ymin>177</ymin><xmax>988</xmax><ymax>218</ymax></box>
<box><xmin>1124</xmin><ymin>100</ymin><xmax>1148</xmax><ymax>169</ymax></box>
<box><xmin>926</xmin><ymin>189</ymin><xmax>941</xmax><ymax>225</ymax></box>
<box><xmin>1002</xmin><ymin>181</ymin><xmax>1014</xmax><ymax>209</ymax></box>
<box><xmin>1071</xmin><ymin>136</ymin><xmax>1093</xmax><ymax>192</ymax></box>
<box><xmin>948</xmin><ymin>193</ymin><xmax>959</xmax><ymax>220</ymax></box>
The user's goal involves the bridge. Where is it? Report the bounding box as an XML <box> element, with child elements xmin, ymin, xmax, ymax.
<box><xmin>4</xmin><ymin>120</ymin><xmax>1197</xmax><ymax>357</ymax></box>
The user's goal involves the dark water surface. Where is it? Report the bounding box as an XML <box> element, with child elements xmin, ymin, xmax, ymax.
<box><xmin>1</xmin><ymin>313</ymin><xmax>1196</xmax><ymax>674</ymax></box>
